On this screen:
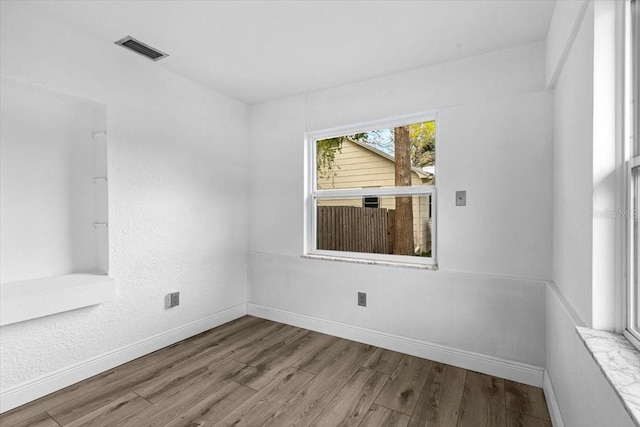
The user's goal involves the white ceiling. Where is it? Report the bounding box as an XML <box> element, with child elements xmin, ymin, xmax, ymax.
<box><xmin>19</xmin><ymin>0</ymin><xmax>556</xmax><ymax>104</ymax></box>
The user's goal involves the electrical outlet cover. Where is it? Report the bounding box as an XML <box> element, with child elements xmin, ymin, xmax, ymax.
<box><xmin>358</xmin><ymin>292</ymin><xmax>366</xmax><ymax>307</ymax></box>
<box><xmin>170</xmin><ymin>292</ymin><xmax>180</xmax><ymax>307</ymax></box>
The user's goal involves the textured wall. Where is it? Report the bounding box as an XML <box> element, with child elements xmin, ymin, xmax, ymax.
<box><xmin>546</xmin><ymin>1</ymin><xmax>634</xmax><ymax>425</ymax></box>
<box><xmin>248</xmin><ymin>43</ymin><xmax>551</xmax><ymax>367</ymax></box>
<box><xmin>0</xmin><ymin>79</ymin><xmax>102</xmax><ymax>283</ymax></box>
<box><xmin>0</xmin><ymin>3</ymin><xmax>250</xmax><ymax>390</ymax></box>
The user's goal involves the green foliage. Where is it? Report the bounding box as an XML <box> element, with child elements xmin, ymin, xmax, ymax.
<box><xmin>316</xmin><ymin>121</ymin><xmax>435</xmax><ymax>180</ymax></box>
<box><xmin>316</xmin><ymin>137</ymin><xmax>342</xmax><ymax>179</ymax></box>
<box><xmin>408</xmin><ymin>121</ymin><xmax>436</xmax><ymax>168</ymax></box>
<box><xmin>316</xmin><ymin>133</ymin><xmax>367</xmax><ymax>179</ymax></box>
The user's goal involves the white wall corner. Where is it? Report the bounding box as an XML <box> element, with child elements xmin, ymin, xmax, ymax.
<box><xmin>546</xmin><ymin>281</ymin><xmax>587</xmax><ymax>327</ymax></box>
<box><xmin>544</xmin><ymin>370</ymin><xmax>566</xmax><ymax>427</ymax></box>
<box><xmin>545</xmin><ymin>0</ymin><xmax>591</xmax><ymax>89</ymax></box>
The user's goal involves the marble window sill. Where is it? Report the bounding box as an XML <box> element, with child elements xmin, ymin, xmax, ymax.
<box><xmin>576</xmin><ymin>326</ymin><xmax>640</xmax><ymax>426</ymax></box>
<box><xmin>302</xmin><ymin>254</ymin><xmax>438</xmax><ymax>270</ymax></box>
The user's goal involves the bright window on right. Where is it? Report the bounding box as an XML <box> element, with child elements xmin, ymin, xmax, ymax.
<box><xmin>626</xmin><ymin>0</ymin><xmax>640</xmax><ymax>348</ymax></box>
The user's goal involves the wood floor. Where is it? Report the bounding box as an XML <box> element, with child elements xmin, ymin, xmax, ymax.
<box><xmin>0</xmin><ymin>316</ymin><xmax>551</xmax><ymax>427</ymax></box>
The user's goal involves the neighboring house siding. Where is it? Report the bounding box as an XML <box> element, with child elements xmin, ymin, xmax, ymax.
<box><xmin>316</xmin><ymin>139</ymin><xmax>432</xmax><ymax>253</ymax></box>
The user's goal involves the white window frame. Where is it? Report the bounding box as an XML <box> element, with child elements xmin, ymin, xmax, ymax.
<box><xmin>304</xmin><ymin>112</ymin><xmax>438</xmax><ymax>268</ymax></box>
<box><xmin>625</xmin><ymin>0</ymin><xmax>640</xmax><ymax>350</ymax></box>
<box><xmin>627</xmin><ymin>160</ymin><xmax>640</xmax><ymax>348</ymax></box>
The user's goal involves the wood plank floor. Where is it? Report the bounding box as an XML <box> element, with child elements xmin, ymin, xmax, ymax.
<box><xmin>0</xmin><ymin>316</ymin><xmax>551</xmax><ymax>427</ymax></box>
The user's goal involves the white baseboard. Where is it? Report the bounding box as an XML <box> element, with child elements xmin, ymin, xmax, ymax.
<box><xmin>543</xmin><ymin>369</ymin><xmax>565</xmax><ymax>427</ymax></box>
<box><xmin>0</xmin><ymin>303</ymin><xmax>247</xmax><ymax>414</ymax></box>
<box><xmin>247</xmin><ymin>304</ymin><xmax>544</xmax><ymax>387</ymax></box>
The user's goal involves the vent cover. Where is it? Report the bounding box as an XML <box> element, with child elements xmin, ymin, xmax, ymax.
<box><xmin>115</xmin><ymin>36</ymin><xmax>169</xmax><ymax>61</ymax></box>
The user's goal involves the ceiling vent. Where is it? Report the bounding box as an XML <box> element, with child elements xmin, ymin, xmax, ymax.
<box><xmin>115</xmin><ymin>36</ymin><xmax>169</xmax><ymax>61</ymax></box>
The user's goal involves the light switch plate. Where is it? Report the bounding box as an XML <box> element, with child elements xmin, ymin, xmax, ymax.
<box><xmin>456</xmin><ymin>191</ymin><xmax>466</xmax><ymax>206</ymax></box>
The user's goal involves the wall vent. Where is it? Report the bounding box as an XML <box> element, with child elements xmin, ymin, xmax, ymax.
<box><xmin>115</xmin><ymin>36</ymin><xmax>169</xmax><ymax>61</ymax></box>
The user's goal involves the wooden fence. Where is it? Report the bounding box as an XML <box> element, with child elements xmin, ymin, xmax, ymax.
<box><xmin>317</xmin><ymin>206</ymin><xmax>394</xmax><ymax>254</ymax></box>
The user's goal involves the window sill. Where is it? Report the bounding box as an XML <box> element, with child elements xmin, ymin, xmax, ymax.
<box><xmin>576</xmin><ymin>326</ymin><xmax>640</xmax><ymax>426</ymax></box>
<box><xmin>301</xmin><ymin>254</ymin><xmax>438</xmax><ymax>270</ymax></box>
<box><xmin>0</xmin><ymin>274</ymin><xmax>116</xmax><ymax>327</ymax></box>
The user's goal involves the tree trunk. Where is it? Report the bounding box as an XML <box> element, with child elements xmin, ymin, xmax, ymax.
<box><xmin>393</xmin><ymin>126</ymin><xmax>414</xmax><ymax>255</ymax></box>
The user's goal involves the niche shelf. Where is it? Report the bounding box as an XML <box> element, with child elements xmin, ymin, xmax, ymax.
<box><xmin>0</xmin><ymin>78</ymin><xmax>114</xmax><ymax>326</ymax></box>
<box><xmin>0</xmin><ymin>274</ymin><xmax>115</xmax><ymax>326</ymax></box>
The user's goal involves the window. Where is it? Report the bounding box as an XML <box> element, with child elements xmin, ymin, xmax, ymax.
<box><xmin>362</xmin><ymin>196</ymin><xmax>380</xmax><ymax>208</ymax></box>
<box><xmin>626</xmin><ymin>0</ymin><xmax>640</xmax><ymax>349</ymax></box>
<box><xmin>306</xmin><ymin>114</ymin><xmax>437</xmax><ymax>266</ymax></box>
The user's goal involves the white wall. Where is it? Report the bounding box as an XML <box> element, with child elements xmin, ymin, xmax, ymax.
<box><xmin>551</xmin><ymin>1</ymin><xmax>595</xmax><ymax>327</ymax></box>
<box><xmin>249</xmin><ymin>42</ymin><xmax>551</xmax><ymax>369</ymax></box>
<box><xmin>545</xmin><ymin>0</ymin><xmax>590</xmax><ymax>87</ymax></box>
<box><xmin>546</xmin><ymin>284</ymin><xmax>635</xmax><ymax>427</ymax></box>
<box><xmin>0</xmin><ymin>2</ymin><xmax>249</xmax><ymax>393</ymax></box>
<box><xmin>0</xmin><ymin>79</ymin><xmax>104</xmax><ymax>283</ymax></box>
<box><xmin>547</xmin><ymin>1</ymin><xmax>634</xmax><ymax>425</ymax></box>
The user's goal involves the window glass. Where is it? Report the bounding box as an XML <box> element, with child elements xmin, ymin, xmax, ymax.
<box><xmin>316</xmin><ymin>196</ymin><xmax>433</xmax><ymax>257</ymax></box>
<box><xmin>316</xmin><ymin>121</ymin><xmax>436</xmax><ymax>190</ymax></box>
<box><xmin>310</xmin><ymin>118</ymin><xmax>437</xmax><ymax>265</ymax></box>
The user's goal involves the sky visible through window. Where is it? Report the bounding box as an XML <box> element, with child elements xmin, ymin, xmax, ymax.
<box><xmin>364</xmin><ymin>128</ymin><xmax>394</xmax><ymax>156</ymax></box>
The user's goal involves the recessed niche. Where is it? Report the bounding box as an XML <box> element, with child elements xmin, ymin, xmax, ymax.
<box><xmin>0</xmin><ymin>77</ymin><xmax>113</xmax><ymax>325</ymax></box>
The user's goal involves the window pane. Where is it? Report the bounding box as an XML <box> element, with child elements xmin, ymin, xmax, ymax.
<box><xmin>316</xmin><ymin>195</ymin><xmax>433</xmax><ymax>257</ymax></box>
<box><xmin>316</xmin><ymin>121</ymin><xmax>436</xmax><ymax>190</ymax></box>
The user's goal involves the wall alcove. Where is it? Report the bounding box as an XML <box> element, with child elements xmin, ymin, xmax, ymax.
<box><xmin>0</xmin><ymin>77</ymin><xmax>115</xmax><ymax>326</ymax></box>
